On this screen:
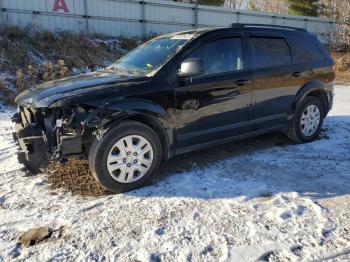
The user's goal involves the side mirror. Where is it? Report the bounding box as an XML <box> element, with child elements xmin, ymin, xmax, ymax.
<box><xmin>178</xmin><ymin>58</ymin><xmax>204</xmax><ymax>77</ymax></box>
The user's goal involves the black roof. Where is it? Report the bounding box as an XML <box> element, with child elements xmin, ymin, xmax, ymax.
<box><xmin>168</xmin><ymin>23</ymin><xmax>310</xmax><ymax>39</ymax></box>
<box><xmin>230</xmin><ymin>23</ymin><xmax>307</xmax><ymax>32</ymax></box>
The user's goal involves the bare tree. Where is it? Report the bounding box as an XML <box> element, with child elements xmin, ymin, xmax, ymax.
<box><xmin>319</xmin><ymin>0</ymin><xmax>350</xmax><ymax>46</ymax></box>
<box><xmin>224</xmin><ymin>0</ymin><xmax>244</xmax><ymax>9</ymax></box>
<box><xmin>175</xmin><ymin>0</ymin><xmax>349</xmax><ymax>45</ymax></box>
<box><xmin>251</xmin><ymin>0</ymin><xmax>289</xmax><ymax>13</ymax></box>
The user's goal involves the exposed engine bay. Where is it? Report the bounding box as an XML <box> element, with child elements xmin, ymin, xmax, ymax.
<box><xmin>11</xmin><ymin>106</ymin><xmax>102</xmax><ymax>172</ymax></box>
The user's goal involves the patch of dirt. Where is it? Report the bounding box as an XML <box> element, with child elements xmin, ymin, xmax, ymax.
<box><xmin>45</xmin><ymin>160</ymin><xmax>108</xmax><ymax>197</ymax></box>
<box><xmin>331</xmin><ymin>51</ymin><xmax>350</xmax><ymax>72</ymax></box>
<box><xmin>336</xmin><ymin>70</ymin><xmax>350</xmax><ymax>84</ymax></box>
<box><xmin>43</xmin><ymin>133</ymin><xmax>290</xmax><ymax>197</ymax></box>
<box><xmin>331</xmin><ymin>50</ymin><xmax>350</xmax><ymax>84</ymax></box>
<box><xmin>0</xmin><ymin>81</ymin><xmax>17</xmax><ymax>105</ymax></box>
<box><xmin>0</xmin><ymin>26</ymin><xmax>139</xmax><ymax>104</ymax></box>
<box><xmin>0</xmin><ymin>26</ymin><xmax>137</xmax><ymax>75</ymax></box>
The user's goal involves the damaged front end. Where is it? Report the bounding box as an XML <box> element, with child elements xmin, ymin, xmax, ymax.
<box><xmin>12</xmin><ymin>105</ymin><xmax>100</xmax><ymax>173</ymax></box>
<box><xmin>11</xmin><ymin>70</ymin><xmax>147</xmax><ymax>173</ymax></box>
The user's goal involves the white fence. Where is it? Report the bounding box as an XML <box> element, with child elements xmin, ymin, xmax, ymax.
<box><xmin>0</xmin><ymin>0</ymin><xmax>336</xmax><ymax>43</ymax></box>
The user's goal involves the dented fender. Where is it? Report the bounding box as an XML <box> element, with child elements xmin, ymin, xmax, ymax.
<box><xmin>82</xmin><ymin>97</ymin><xmax>176</xmax><ymax>158</ymax></box>
<box><xmin>83</xmin><ymin>98</ymin><xmax>173</xmax><ymax>127</ymax></box>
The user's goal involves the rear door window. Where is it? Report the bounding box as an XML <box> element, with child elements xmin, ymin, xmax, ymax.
<box><xmin>250</xmin><ymin>37</ymin><xmax>292</xmax><ymax>69</ymax></box>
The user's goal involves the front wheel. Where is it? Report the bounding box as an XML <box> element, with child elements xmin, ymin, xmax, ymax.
<box><xmin>89</xmin><ymin>121</ymin><xmax>162</xmax><ymax>193</ymax></box>
<box><xmin>286</xmin><ymin>96</ymin><xmax>324</xmax><ymax>143</ymax></box>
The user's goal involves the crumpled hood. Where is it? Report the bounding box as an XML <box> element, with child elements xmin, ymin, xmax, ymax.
<box><xmin>15</xmin><ymin>70</ymin><xmax>144</xmax><ymax>108</ymax></box>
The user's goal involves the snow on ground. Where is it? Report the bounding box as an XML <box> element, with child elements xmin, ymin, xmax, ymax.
<box><xmin>0</xmin><ymin>86</ymin><xmax>349</xmax><ymax>262</ymax></box>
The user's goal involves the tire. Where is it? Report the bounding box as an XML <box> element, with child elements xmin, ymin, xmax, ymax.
<box><xmin>89</xmin><ymin>121</ymin><xmax>162</xmax><ymax>193</ymax></box>
<box><xmin>286</xmin><ymin>96</ymin><xmax>324</xmax><ymax>143</ymax></box>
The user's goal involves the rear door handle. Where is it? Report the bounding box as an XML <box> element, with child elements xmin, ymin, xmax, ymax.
<box><xmin>292</xmin><ymin>72</ymin><xmax>303</xmax><ymax>77</ymax></box>
<box><xmin>236</xmin><ymin>79</ymin><xmax>251</xmax><ymax>86</ymax></box>
<box><xmin>308</xmin><ymin>69</ymin><xmax>315</xmax><ymax>76</ymax></box>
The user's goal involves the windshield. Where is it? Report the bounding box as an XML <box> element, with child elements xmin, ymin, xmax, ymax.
<box><xmin>108</xmin><ymin>34</ymin><xmax>194</xmax><ymax>75</ymax></box>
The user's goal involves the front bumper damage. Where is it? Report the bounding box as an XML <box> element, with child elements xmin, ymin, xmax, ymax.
<box><xmin>12</xmin><ymin>115</ymin><xmax>49</xmax><ymax>172</ymax></box>
<box><xmin>12</xmin><ymin>107</ymin><xmax>85</xmax><ymax>173</ymax></box>
<box><xmin>12</xmin><ymin>112</ymin><xmax>49</xmax><ymax>173</ymax></box>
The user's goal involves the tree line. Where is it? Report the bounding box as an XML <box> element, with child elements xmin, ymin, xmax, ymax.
<box><xmin>174</xmin><ymin>0</ymin><xmax>349</xmax><ymax>45</ymax></box>
<box><xmin>175</xmin><ymin>0</ymin><xmax>349</xmax><ymax>21</ymax></box>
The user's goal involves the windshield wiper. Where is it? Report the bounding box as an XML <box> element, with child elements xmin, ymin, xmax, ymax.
<box><xmin>107</xmin><ymin>66</ymin><xmax>137</xmax><ymax>75</ymax></box>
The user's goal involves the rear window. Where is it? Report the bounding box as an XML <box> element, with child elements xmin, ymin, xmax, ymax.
<box><xmin>288</xmin><ymin>36</ymin><xmax>326</xmax><ymax>64</ymax></box>
<box><xmin>250</xmin><ymin>37</ymin><xmax>292</xmax><ymax>69</ymax></box>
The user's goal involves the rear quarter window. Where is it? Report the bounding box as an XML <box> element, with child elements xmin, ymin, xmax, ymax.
<box><xmin>250</xmin><ymin>37</ymin><xmax>292</xmax><ymax>69</ymax></box>
<box><xmin>287</xmin><ymin>35</ymin><xmax>326</xmax><ymax>64</ymax></box>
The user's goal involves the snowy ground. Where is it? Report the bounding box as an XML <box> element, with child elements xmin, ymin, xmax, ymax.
<box><xmin>0</xmin><ymin>86</ymin><xmax>349</xmax><ymax>262</ymax></box>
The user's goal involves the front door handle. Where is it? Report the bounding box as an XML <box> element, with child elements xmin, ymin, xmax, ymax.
<box><xmin>236</xmin><ymin>79</ymin><xmax>251</xmax><ymax>86</ymax></box>
<box><xmin>292</xmin><ymin>72</ymin><xmax>303</xmax><ymax>77</ymax></box>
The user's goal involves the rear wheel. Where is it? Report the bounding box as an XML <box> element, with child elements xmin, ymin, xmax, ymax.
<box><xmin>89</xmin><ymin>121</ymin><xmax>162</xmax><ymax>193</ymax></box>
<box><xmin>286</xmin><ymin>96</ymin><xmax>324</xmax><ymax>143</ymax></box>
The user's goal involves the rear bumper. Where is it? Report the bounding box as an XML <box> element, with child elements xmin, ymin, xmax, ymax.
<box><xmin>327</xmin><ymin>90</ymin><xmax>334</xmax><ymax>113</ymax></box>
<box><xmin>324</xmin><ymin>82</ymin><xmax>334</xmax><ymax>115</ymax></box>
<box><xmin>12</xmin><ymin>113</ymin><xmax>49</xmax><ymax>172</ymax></box>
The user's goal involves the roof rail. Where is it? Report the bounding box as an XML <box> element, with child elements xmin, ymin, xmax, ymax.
<box><xmin>231</xmin><ymin>23</ymin><xmax>307</xmax><ymax>32</ymax></box>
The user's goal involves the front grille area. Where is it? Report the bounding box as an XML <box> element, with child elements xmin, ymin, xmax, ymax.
<box><xmin>16</xmin><ymin>106</ymin><xmax>84</xmax><ymax>158</ymax></box>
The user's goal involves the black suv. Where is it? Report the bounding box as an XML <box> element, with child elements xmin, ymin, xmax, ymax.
<box><xmin>13</xmin><ymin>24</ymin><xmax>335</xmax><ymax>193</ymax></box>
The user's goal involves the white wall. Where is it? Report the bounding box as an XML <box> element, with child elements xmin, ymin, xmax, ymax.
<box><xmin>0</xmin><ymin>0</ymin><xmax>336</xmax><ymax>43</ymax></box>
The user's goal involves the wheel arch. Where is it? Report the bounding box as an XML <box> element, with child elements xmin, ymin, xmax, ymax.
<box><xmin>121</xmin><ymin>114</ymin><xmax>172</xmax><ymax>160</ymax></box>
<box><xmin>293</xmin><ymin>80</ymin><xmax>329</xmax><ymax>116</ymax></box>
<box><xmin>84</xmin><ymin>98</ymin><xmax>176</xmax><ymax>160</ymax></box>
